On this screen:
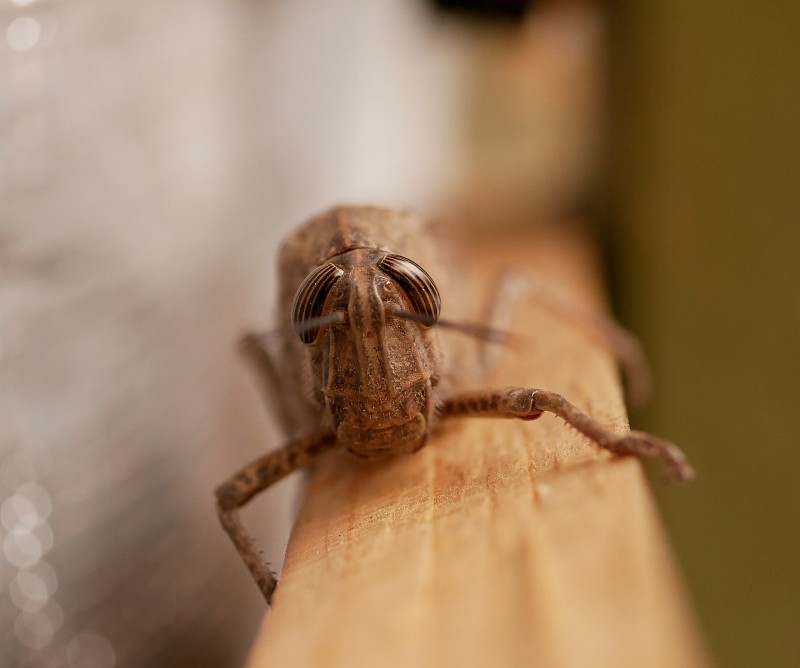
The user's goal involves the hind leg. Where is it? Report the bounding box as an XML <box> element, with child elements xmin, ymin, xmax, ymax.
<box><xmin>476</xmin><ymin>271</ymin><xmax>652</xmax><ymax>406</ymax></box>
<box><xmin>238</xmin><ymin>331</ymin><xmax>307</xmax><ymax>437</ymax></box>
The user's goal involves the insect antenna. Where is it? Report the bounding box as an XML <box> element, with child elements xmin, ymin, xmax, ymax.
<box><xmin>389</xmin><ymin>307</ymin><xmax>519</xmax><ymax>347</ymax></box>
<box><xmin>266</xmin><ymin>312</ymin><xmax>347</xmax><ymax>340</ymax></box>
<box><xmin>294</xmin><ymin>312</ymin><xmax>347</xmax><ymax>335</ymax></box>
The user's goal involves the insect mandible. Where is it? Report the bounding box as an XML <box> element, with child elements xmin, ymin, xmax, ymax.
<box><xmin>215</xmin><ymin>205</ymin><xmax>695</xmax><ymax>604</ymax></box>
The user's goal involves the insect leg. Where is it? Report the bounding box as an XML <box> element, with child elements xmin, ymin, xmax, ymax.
<box><xmin>239</xmin><ymin>331</ymin><xmax>307</xmax><ymax>437</ymax></box>
<box><xmin>440</xmin><ymin>388</ymin><xmax>694</xmax><ymax>482</ymax></box>
<box><xmin>215</xmin><ymin>430</ymin><xmax>337</xmax><ymax>603</ymax></box>
<box><xmin>477</xmin><ymin>271</ymin><xmax>652</xmax><ymax>406</ymax></box>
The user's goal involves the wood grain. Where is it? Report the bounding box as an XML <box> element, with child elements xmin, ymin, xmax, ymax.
<box><xmin>245</xmin><ymin>228</ymin><xmax>709</xmax><ymax>668</ymax></box>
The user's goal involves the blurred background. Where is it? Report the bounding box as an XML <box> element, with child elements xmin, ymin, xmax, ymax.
<box><xmin>1</xmin><ymin>1</ymin><xmax>797</xmax><ymax>666</ymax></box>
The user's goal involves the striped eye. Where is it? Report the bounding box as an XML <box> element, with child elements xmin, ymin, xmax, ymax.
<box><xmin>291</xmin><ymin>263</ymin><xmax>344</xmax><ymax>344</ymax></box>
<box><xmin>379</xmin><ymin>254</ymin><xmax>441</xmax><ymax>324</ymax></box>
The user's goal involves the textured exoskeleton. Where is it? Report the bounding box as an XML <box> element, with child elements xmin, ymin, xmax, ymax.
<box><xmin>216</xmin><ymin>206</ymin><xmax>694</xmax><ymax>604</ymax></box>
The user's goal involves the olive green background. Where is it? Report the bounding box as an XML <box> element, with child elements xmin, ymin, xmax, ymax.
<box><xmin>607</xmin><ymin>4</ymin><xmax>800</xmax><ymax>666</ymax></box>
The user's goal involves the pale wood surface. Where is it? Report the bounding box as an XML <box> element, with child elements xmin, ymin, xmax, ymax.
<box><xmin>245</xmin><ymin>229</ymin><xmax>709</xmax><ymax>668</ymax></box>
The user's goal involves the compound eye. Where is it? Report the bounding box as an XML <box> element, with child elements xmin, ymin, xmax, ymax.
<box><xmin>291</xmin><ymin>263</ymin><xmax>344</xmax><ymax>343</ymax></box>
<box><xmin>378</xmin><ymin>254</ymin><xmax>441</xmax><ymax>324</ymax></box>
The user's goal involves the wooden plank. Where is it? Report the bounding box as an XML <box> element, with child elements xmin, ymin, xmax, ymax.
<box><xmin>244</xmin><ymin>227</ymin><xmax>709</xmax><ymax>668</ymax></box>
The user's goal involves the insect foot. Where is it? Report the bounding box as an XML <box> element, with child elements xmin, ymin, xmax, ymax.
<box><xmin>610</xmin><ymin>431</ymin><xmax>696</xmax><ymax>483</ymax></box>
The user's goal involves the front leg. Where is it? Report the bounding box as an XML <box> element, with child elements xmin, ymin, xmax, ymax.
<box><xmin>215</xmin><ymin>430</ymin><xmax>337</xmax><ymax>603</ymax></box>
<box><xmin>440</xmin><ymin>388</ymin><xmax>695</xmax><ymax>482</ymax></box>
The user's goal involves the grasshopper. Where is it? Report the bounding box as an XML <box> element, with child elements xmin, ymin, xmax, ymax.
<box><xmin>215</xmin><ymin>206</ymin><xmax>694</xmax><ymax>604</ymax></box>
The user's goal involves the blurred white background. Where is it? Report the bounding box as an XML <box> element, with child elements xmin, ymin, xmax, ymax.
<box><xmin>1</xmin><ymin>1</ymin><xmax>470</xmax><ymax>665</ymax></box>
